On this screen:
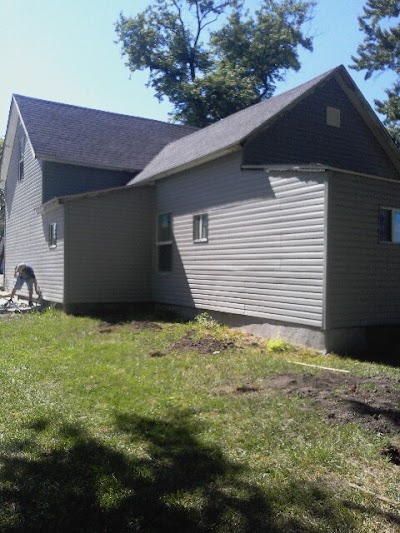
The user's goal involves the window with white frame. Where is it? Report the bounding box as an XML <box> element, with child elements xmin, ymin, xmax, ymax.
<box><xmin>379</xmin><ymin>207</ymin><xmax>400</xmax><ymax>243</ymax></box>
<box><xmin>18</xmin><ymin>137</ymin><xmax>25</xmax><ymax>181</ymax></box>
<box><xmin>49</xmin><ymin>223</ymin><xmax>57</xmax><ymax>248</ymax></box>
<box><xmin>157</xmin><ymin>213</ymin><xmax>172</xmax><ymax>271</ymax></box>
<box><xmin>193</xmin><ymin>213</ymin><xmax>208</xmax><ymax>243</ymax></box>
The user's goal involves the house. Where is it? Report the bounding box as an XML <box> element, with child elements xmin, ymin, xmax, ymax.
<box><xmin>0</xmin><ymin>95</ymin><xmax>196</xmax><ymax>303</ymax></box>
<box><xmin>1</xmin><ymin>65</ymin><xmax>400</xmax><ymax>355</ymax></box>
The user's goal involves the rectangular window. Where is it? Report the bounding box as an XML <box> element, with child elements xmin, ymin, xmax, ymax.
<box><xmin>18</xmin><ymin>138</ymin><xmax>25</xmax><ymax>181</ymax></box>
<box><xmin>49</xmin><ymin>223</ymin><xmax>57</xmax><ymax>248</ymax></box>
<box><xmin>193</xmin><ymin>213</ymin><xmax>208</xmax><ymax>242</ymax></box>
<box><xmin>379</xmin><ymin>207</ymin><xmax>400</xmax><ymax>243</ymax></box>
<box><xmin>157</xmin><ymin>213</ymin><xmax>172</xmax><ymax>271</ymax></box>
<box><xmin>326</xmin><ymin>106</ymin><xmax>341</xmax><ymax>128</ymax></box>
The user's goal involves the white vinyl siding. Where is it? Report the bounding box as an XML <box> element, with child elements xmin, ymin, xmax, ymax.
<box><xmin>5</xmin><ymin>123</ymin><xmax>65</xmax><ymax>303</ymax></box>
<box><xmin>154</xmin><ymin>152</ymin><xmax>326</xmax><ymax>327</ymax></box>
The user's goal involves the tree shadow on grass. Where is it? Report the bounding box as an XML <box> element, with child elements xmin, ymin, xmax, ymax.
<box><xmin>0</xmin><ymin>410</ymin><xmax>381</xmax><ymax>532</ymax></box>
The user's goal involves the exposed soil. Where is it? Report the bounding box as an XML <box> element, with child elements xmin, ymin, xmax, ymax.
<box><xmin>95</xmin><ymin>321</ymin><xmax>400</xmax><ymax>446</ymax></box>
<box><xmin>235</xmin><ymin>372</ymin><xmax>400</xmax><ymax>437</ymax></box>
<box><xmin>169</xmin><ymin>330</ymin><xmax>237</xmax><ymax>355</ymax></box>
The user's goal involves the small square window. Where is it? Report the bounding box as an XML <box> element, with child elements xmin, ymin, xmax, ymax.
<box><xmin>49</xmin><ymin>223</ymin><xmax>57</xmax><ymax>248</ymax></box>
<box><xmin>193</xmin><ymin>214</ymin><xmax>208</xmax><ymax>242</ymax></box>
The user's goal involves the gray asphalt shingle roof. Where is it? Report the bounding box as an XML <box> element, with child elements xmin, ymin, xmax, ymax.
<box><xmin>14</xmin><ymin>95</ymin><xmax>197</xmax><ymax>172</ymax></box>
<box><xmin>129</xmin><ymin>67</ymin><xmax>340</xmax><ymax>185</ymax></box>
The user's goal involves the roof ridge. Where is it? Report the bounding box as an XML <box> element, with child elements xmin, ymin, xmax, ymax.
<box><xmin>129</xmin><ymin>65</ymin><xmax>344</xmax><ymax>185</ymax></box>
<box><xmin>12</xmin><ymin>94</ymin><xmax>198</xmax><ymax>131</ymax></box>
<box><xmin>205</xmin><ymin>65</ymin><xmax>340</xmax><ymax>130</ymax></box>
<box><xmin>148</xmin><ymin>66</ymin><xmax>341</xmax><ymax>146</ymax></box>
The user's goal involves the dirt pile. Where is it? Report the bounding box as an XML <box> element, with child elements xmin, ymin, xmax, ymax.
<box><xmin>243</xmin><ymin>372</ymin><xmax>400</xmax><ymax>436</ymax></box>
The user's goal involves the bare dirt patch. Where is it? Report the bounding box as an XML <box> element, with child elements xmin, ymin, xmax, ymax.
<box><xmin>237</xmin><ymin>372</ymin><xmax>400</xmax><ymax>436</ymax></box>
<box><xmin>169</xmin><ymin>330</ymin><xmax>237</xmax><ymax>355</ymax></box>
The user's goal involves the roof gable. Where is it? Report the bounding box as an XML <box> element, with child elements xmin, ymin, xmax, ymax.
<box><xmin>130</xmin><ymin>66</ymin><xmax>400</xmax><ymax>185</ymax></box>
<box><xmin>242</xmin><ymin>76</ymin><xmax>400</xmax><ymax>181</ymax></box>
<box><xmin>12</xmin><ymin>95</ymin><xmax>197</xmax><ymax>172</ymax></box>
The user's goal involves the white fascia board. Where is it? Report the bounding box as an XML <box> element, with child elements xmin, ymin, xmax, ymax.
<box><xmin>12</xmin><ymin>95</ymin><xmax>37</xmax><ymax>160</ymax></box>
<box><xmin>0</xmin><ymin>101</ymin><xmax>19</xmax><ymax>187</ymax></box>
<box><xmin>242</xmin><ymin>164</ymin><xmax>329</xmax><ymax>173</ymax></box>
<box><xmin>242</xmin><ymin>163</ymin><xmax>400</xmax><ymax>184</ymax></box>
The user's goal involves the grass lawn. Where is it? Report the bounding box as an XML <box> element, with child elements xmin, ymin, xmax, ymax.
<box><xmin>0</xmin><ymin>309</ymin><xmax>399</xmax><ymax>532</ymax></box>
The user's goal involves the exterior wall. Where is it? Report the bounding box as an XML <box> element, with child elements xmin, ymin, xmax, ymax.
<box><xmin>5</xmin><ymin>123</ymin><xmax>65</xmax><ymax>302</ymax></box>
<box><xmin>39</xmin><ymin>205</ymin><xmax>65</xmax><ymax>302</ymax></box>
<box><xmin>326</xmin><ymin>171</ymin><xmax>400</xmax><ymax>328</ymax></box>
<box><xmin>43</xmin><ymin>162</ymin><xmax>132</xmax><ymax>203</ymax></box>
<box><xmin>243</xmin><ymin>78</ymin><xmax>399</xmax><ymax>181</ymax></box>
<box><xmin>64</xmin><ymin>186</ymin><xmax>154</xmax><ymax>305</ymax></box>
<box><xmin>154</xmin><ymin>152</ymin><xmax>327</xmax><ymax>328</ymax></box>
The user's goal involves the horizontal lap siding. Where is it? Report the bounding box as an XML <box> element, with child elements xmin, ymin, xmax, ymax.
<box><xmin>327</xmin><ymin>172</ymin><xmax>400</xmax><ymax>327</ymax></box>
<box><xmin>64</xmin><ymin>187</ymin><xmax>154</xmax><ymax>303</ymax></box>
<box><xmin>243</xmin><ymin>78</ymin><xmax>399</xmax><ymax>181</ymax></box>
<box><xmin>40</xmin><ymin>207</ymin><xmax>65</xmax><ymax>302</ymax></box>
<box><xmin>43</xmin><ymin>162</ymin><xmax>132</xmax><ymax>203</ymax></box>
<box><xmin>5</xmin><ymin>124</ymin><xmax>64</xmax><ymax>302</ymax></box>
<box><xmin>155</xmin><ymin>153</ymin><xmax>326</xmax><ymax>327</ymax></box>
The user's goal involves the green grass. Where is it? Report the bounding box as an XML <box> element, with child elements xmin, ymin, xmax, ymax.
<box><xmin>0</xmin><ymin>309</ymin><xmax>399</xmax><ymax>531</ymax></box>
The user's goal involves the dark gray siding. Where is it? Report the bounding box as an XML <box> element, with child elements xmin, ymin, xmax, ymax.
<box><xmin>326</xmin><ymin>171</ymin><xmax>400</xmax><ymax>328</ymax></box>
<box><xmin>43</xmin><ymin>161</ymin><xmax>132</xmax><ymax>203</ymax></box>
<box><xmin>5</xmin><ymin>123</ymin><xmax>65</xmax><ymax>302</ymax></box>
<box><xmin>154</xmin><ymin>152</ymin><xmax>327</xmax><ymax>327</ymax></box>
<box><xmin>243</xmin><ymin>78</ymin><xmax>399</xmax><ymax>181</ymax></box>
<box><xmin>64</xmin><ymin>187</ymin><xmax>154</xmax><ymax>304</ymax></box>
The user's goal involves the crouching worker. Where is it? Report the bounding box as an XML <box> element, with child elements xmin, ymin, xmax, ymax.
<box><xmin>9</xmin><ymin>263</ymin><xmax>40</xmax><ymax>307</ymax></box>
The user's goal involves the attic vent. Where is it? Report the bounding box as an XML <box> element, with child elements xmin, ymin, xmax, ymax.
<box><xmin>326</xmin><ymin>106</ymin><xmax>341</xmax><ymax>128</ymax></box>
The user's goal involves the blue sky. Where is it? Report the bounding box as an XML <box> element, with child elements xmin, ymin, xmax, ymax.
<box><xmin>0</xmin><ymin>0</ymin><xmax>396</xmax><ymax>136</ymax></box>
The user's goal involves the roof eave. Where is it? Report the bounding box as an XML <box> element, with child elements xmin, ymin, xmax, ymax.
<box><xmin>36</xmin><ymin>154</ymin><xmax>139</xmax><ymax>174</ymax></box>
<box><xmin>130</xmin><ymin>144</ymin><xmax>242</xmax><ymax>186</ymax></box>
<box><xmin>0</xmin><ymin>99</ymin><xmax>19</xmax><ymax>187</ymax></box>
<box><xmin>242</xmin><ymin>162</ymin><xmax>400</xmax><ymax>183</ymax></box>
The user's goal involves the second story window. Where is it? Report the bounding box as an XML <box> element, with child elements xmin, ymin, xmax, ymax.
<box><xmin>49</xmin><ymin>223</ymin><xmax>57</xmax><ymax>248</ymax></box>
<box><xmin>18</xmin><ymin>137</ymin><xmax>25</xmax><ymax>181</ymax></box>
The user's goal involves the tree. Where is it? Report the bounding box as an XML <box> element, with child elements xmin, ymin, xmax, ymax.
<box><xmin>115</xmin><ymin>0</ymin><xmax>315</xmax><ymax>126</ymax></box>
<box><xmin>351</xmin><ymin>0</ymin><xmax>400</xmax><ymax>145</ymax></box>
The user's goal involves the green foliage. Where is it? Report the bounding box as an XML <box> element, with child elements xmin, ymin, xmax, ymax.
<box><xmin>351</xmin><ymin>0</ymin><xmax>400</xmax><ymax>144</ymax></box>
<box><xmin>193</xmin><ymin>311</ymin><xmax>218</xmax><ymax>325</ymax></box>
<box><xmin>0</xmin><ymin>310</ymin><xmax>398</xmax><ymax>530</ymax></box>
<box><xmin>266</xmin><ymin>335</ymin><xmax>293</xmax><ymax>353</ymax></box>
<box><xmin>115</xmin><ymin>0</ymin><xmax>315</xmax><ymax>126</ymax></box>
